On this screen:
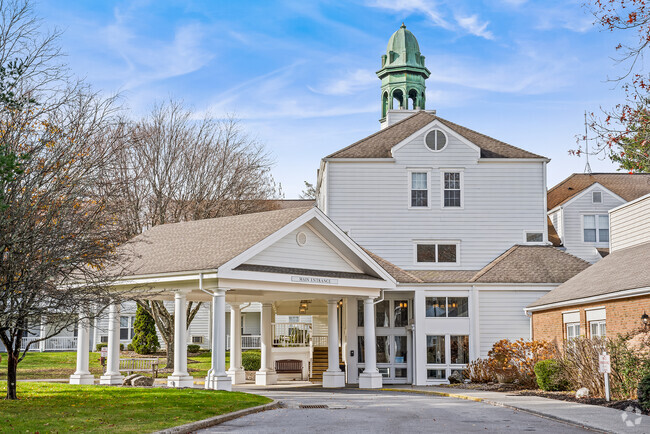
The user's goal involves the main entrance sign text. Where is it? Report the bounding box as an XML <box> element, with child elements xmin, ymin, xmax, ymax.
<box><xmin>291</xmin><ymin>276</ymin><xmax>338</xmax><ymax>285</ymax></box>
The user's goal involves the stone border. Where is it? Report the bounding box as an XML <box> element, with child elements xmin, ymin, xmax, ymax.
<box><xmin>155</xmin><ymin>400</ymin><xmax>281</xmax><ymax>434</ymax></box>
<box><xmin>375</xmin><ymin>388</ymin><xmax>606</xmax><ymax>433</ymax></box>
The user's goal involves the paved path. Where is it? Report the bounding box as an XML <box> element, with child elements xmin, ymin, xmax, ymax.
<box><xmin>201</xmin><ymin>387</ymin><xmax>590</xmax><ymax>433</ymax></box>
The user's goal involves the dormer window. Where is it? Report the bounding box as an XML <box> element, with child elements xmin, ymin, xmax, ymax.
<box><xmin>592</xmin><ymin>191</ymin><xmax>602</xmax><ymax>203</ymax></box>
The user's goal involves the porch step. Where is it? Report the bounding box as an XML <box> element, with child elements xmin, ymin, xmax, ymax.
<box><xmin>309</xmin><ymin>346</ymin><xmax>343</xmax><ymax>382</ymax></box>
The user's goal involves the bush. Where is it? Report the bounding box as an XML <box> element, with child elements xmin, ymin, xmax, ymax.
<box><xmin>242</xmin><ymin>351</ymin><xmax>261</xmax><ymax>371</ymax></box>
<box><xmin>126</xmin><ymin>343</ymin><xmax>134</xmax><ymax>352</ymax></box>
<box><xmin>468</xmin><ymin>358</ymin><xmax>492</xmax><ymax>383</ymax></box>
<box><xmin>131</xmin><ymin>304</ymin><xmax>160</xmax><ymax>355</ymax></box>
<box><xmin>95</xmin><ymin>343</ymin><xmax>124</xmax><ymax>351</ymax></box>
<box><xmin>486</xmin><ymin>339</ymin><xmax>556</xmax><ymax>388</ymax></box>
<box><xmin>534</xmin><ymin>359</ymin><xmax>568</xmax><ymax>391</ymax></box>
<box><xmin>187</xmin><ymin>344</ymin><xmax>201</xmax><ymax>353</ymax></box>
<box><xmin>638</xmin><ymin>374</ymin><xmax>650</xmax><ymax>411</ymax></box>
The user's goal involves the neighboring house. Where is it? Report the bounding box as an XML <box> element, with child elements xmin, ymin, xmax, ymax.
<box><xmin>527</xmin><ymin>193</ymin><xmax>650</xmax><ymax>345</ymax></box>
<box><xmin>547</xmin><ymin>173</ymin><xmax>650</xmax><ymax>263</ymax></box>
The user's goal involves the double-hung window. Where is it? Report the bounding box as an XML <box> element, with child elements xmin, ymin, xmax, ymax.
<box><xmin>120</xmin><ymin>316</ymin><xmax>135</xmax><ymax>340</ymax></box>
<box><xmin>566</xmin><ymin>323</ymin><xmax>580</xmax><ymax>340</ymax></box>
<box><xmin>590</xmin><ymin>320</ymin><xmax>606</xmax><ymax>338</ymax></box>
<box><xmin>443</xmin><ymin>172</ymin><xmax>462</xmax><ymax>207</ymax></box>
<box><xmin>583</xmin><ymin>214</ymin><xmax>609</xmax><ymax>243</ymax></box>
<box><xmin>410</xmin><ymin>172</ymin><xmax>428</xmax><ymax>207</ymax></box>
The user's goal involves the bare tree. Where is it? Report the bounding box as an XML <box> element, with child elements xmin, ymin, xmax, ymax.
<box><xmin>113</xmin><ymin>100</ymin><xmax>279</xmax><ymax>368</ymax></box>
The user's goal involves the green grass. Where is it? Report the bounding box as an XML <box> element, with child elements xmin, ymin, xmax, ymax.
<box><xmin>0</xmin><ymin>351</ymin><xmax>231</xmax><ymax>380</ymax></box>
<box><xmin>0</xmin><ymin>382</ymin><xmax>271</xmax><ymax>433</ymax></box>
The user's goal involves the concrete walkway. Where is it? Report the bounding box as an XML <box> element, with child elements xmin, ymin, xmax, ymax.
<box><xmin>380</xmin><ymin>386</ymin><xmax>650</xmax><ymax>434</ymax></box>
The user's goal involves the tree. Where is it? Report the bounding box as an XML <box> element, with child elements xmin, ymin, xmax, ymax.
<box><xmin>131</xmin><ymin>304</ymin><xmax>159</xmax><ymax>355</ymax></box>
<box><xmin>113</xmin><ymin>100</ymin><xmax>280</xmax><ymax>368</ymax></box>
<box><xmin>299</xmin><ymin>181</ymin><xmax>316</xmax><ymax>200</ymax></box>
<box><xmin>581</xmin><ymin>0</ymin><xmax>650</xmax><ymax>171</ymax></box>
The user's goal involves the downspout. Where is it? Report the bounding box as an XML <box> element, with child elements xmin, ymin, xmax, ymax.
<box><xmin>373</xmin><ymin>289</ymin><xmax>385</xmax><ymax>305</ymax></box>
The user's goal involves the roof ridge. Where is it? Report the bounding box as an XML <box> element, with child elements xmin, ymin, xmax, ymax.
<box><xmin>470</xmin><ymin>245</ymin><xmax>520</xmax><ymax>282</ymax></box>
<box><xmin>325</xmin><ymin>111</ymin><xmax>433</xmax><ymax>158</ymax></box>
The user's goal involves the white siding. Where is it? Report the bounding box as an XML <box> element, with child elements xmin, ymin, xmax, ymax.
<box><xmin>610</xmin><ymin>195</ymin><xmax>650</xmax><ymax>251</ymax></box>
<box><xmin>246</xmin><ymin>224</ymin><xmax>357</xmax><ymax>272</ymax></box>
<box><xmin>560</xmin><ymin>187</ymin><xmax>625</xmax><ymax>262</ymax></box>
<box><xmin>549</xmin><ymin>209</ymin><xmax>563</xmax><ymax>241</ymax></box>
<box><xmin>324</xmin><ymin>125</ymin><xmax>546</xmax><ymax>270</ymax></box>
<box><xmin>187</xmin><ymin>302</ymin><xmax>210</xmax><ymax>348</ymax></box>
<box><xmin>478</xmin><ymin>289</ymin><xmax>549</xmax><ymax>356</ymax></box>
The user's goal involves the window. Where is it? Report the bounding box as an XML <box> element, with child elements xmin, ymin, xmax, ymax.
<box><xmin>426</xmin><ymin>297</ymin><xmax>469</xmax><ymax>318</ymax></box>
<box><xmin>288</xmin><ymin>316</ymin><xmax>299</xmax><ymax>322</ymax></box>
<box><xmin>583</xmin><ymin>215</ymin><xmax>609</xmax><ymax>243</ymax></box>
<box><xmin>120</xmin><ymin>316</ymin><xmax>134</xmax><ymax>340</ymax></box>
<box><xmin>357</xmin><ymin>299</ymin><xmax>364</xmax><ymax>327</ymax></box>
<box><xmin>566</xmin><ymin>323</ymin><xmax>580</xmax><ymax>340</ymax></box>
<box><xmin>376</xmin><ymin>336</ymin><xmax>390</xmax><ymax>363</ymax></box>
<box><xmin>590</xmin><ymin>320</ymin><xmax>606</xmax><ymax>338</ymax></box>
<box><xmin>394</xmin><ymin>300</ymin><xmax>409</xmax><ymax>327</ymax></box>
<box><xmin>427</xmin><ymin>335</ymin><xmax>445</xmax><ymax>364</ymax></box>
<box><xmin>395</xmin><ymin>336</ymin><xmax>407</xmax><ymax>363</ymax></box>
<box><xmin>425</xmin><ymin>129</ymin><xmax>447</xmax><ymax>151</ymax></box>
<box><xmin>191</xmin><ymin>336</ymin><xmax>204</xmax><ymax>344</ymax></box>
<box><xmin>443</xmin><ymin>172</ymin><xmax>462</xmax><ymax>207</ymax></box>
<box><xmin>525</xmin><ymin>232</ymin><xmax>543</xmax><ymax>243</ymax></box>
<box><xmin>410</xmin><ymin>172</ymin><xmax>428</xmax><ymax>207</ymax></box>
<box><xmin>416</xmin><ymin>243</ymin><xmax>458</xmax><ymax>263</ymax></box>
<box><xmin>592</xmin><ymin>191</ymin><xmax>602</xmax><ymax>203</ymax></box>
<box><xmin>376</xmin><ymin>300</ymin><xmax>390</xmax><ymax>328</ymax></box>
<box><xmin>357</xmin><ymin>336</ymin><xmax>365</xmax><ymax>363</ymax></box>
<box><xmin>450</xmin><ymin>335</ymin><xmax>469</xmax><ymax>364</ymax></box>
<box><xmin>427</xmin><ymin>369</ymin><xmax>446</xmax><ymax>380</ymax></box>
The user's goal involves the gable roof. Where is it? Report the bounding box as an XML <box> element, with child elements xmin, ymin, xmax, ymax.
<box><xmin>527</xmin><ymin>242</ymin><xmax>650</xmax><ymax>309</ymax></box>
<box><xmin>116</xmin><ymin>207</ymin><xmax>313</xmax><ymax>277</ymax></box>
<box><xmin>326</xmin><ymin>111</ymin><xmax>545</xmax><ymax>160</ymax></box>
<box><xmin>547</xmin><ymin>173</ymin><xmax>650</xmax><ymax>210</ymax></box>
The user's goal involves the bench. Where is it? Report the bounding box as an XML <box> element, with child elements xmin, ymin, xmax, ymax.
<box><xmin>275</xmin><ymin>359</ymin><xmax>303</xmax><ymax>380</ymax></box>
<box><xmin>118</xmin><ymin>358</ymin><xmax>160</xmax><ymax>378</ymax></box>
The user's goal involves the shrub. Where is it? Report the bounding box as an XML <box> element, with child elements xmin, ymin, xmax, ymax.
<box><xmin>96</xmin><ymin>343</ymin><xmax>107</xmax><ymax>351</ymax></box>
<box><xmin>187</xmin><ymin>344</ymin><xmax>201</xmax><ymax>353</ymax></box>
<box><xmin>131</xmin><ymin>304</ymin><xmax>160</xmax><ymax>355</ymax></box>
<box><xmin>242</xmin><ymin>350</ymin><xmax>261</xmax><ymax>371</ymax></box>
<box><xmin>487</xmin><ymin>339</ymin><xmax>556</xmax><ymax>388</ymax></box>
<box><xmin>534</xmin><ymin>359</ymin><xmax>568</xmax><ymax>391</ymax></box>
<box><xmin>638</xmin><ymin>374</ymin><xmax>650</xmax><ymax>411</ymax></box>
<box><xmin>468</xmin><ymin>358</ymin><xmax>492</xmax><ymax>383</ymax></box>
<box><xmin>126</xmin><ymin>343</ymin><xmax>134</xmax><ymax>352</ymax></box>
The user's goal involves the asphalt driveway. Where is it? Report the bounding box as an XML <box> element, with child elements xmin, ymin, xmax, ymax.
<box><xmin>201</xmin><ymin>386</ymin><xmax>591</xmax><ymax>433</ymax></box>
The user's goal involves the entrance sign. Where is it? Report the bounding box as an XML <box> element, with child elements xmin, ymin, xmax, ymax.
<box><xmin>599</xmin><ymin>354</ymin><xmax>611</xmax><ymax>374</ymax></box>
<box><xmin>291</xmin><ymin>276</ymin><xmax>338</xmax><ymax>285</ymax></box>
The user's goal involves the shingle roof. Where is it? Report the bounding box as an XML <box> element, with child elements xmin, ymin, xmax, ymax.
<box><xmin>527</xmin><ymin>242</ymin><xmax>650</xmax><ymax>309</ymax></box>
<box><xmin>408</xmin><ymin>270</ymin><xmax>477</xmax><ymax>283</ymax></box>
<box><xmin>362</xmin><ymin>248</ymin><xmax>423</xmax><ymax>284</ymax></box>
<box><xmin>547</xmin><ymin>173</ymin><xmax>650</xmax><ymax>210</ymax></box>
<box><xmin>235</xmin><ymin>264</ymin><xmax>380</xmax><ymax>280</ymax></box>
<box><xmin>116</xmin><ymin>207</ymin><xmax>313</xmax><ymax>276</ymax></box>
<box><xmin>326</xmin><ymin>111</ymin><xmax>545</xmax><ymax>160</ymax></box>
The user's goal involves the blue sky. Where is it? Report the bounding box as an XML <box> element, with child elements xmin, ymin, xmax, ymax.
<box><xmin>37</xmin><ymin>0</ymin><xmax>628</xmax><ymax>197</ymax></box>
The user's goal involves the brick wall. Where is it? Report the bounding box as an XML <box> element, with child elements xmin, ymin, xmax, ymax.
<box><xmin>531</xmin><ymin>294</ymin><xmax>650</xmax><ymax>346</ymax></box>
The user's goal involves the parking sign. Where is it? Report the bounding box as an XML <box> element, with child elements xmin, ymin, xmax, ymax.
<box><xmin>599</xmin><ymin>354</ymin><xmax>611</xmax><ymax>374</ymax></box>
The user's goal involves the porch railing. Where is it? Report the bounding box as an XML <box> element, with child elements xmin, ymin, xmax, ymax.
<box><xmin>225</xmin><ymin>335</ymin><xmax>261</xmax><ymax>350</ymax></box>
<box><xmin>19</xmin><ymin>337</ymin><xmax>40</xmax><ymax>351</ymax></box>
<box><xmin>18</xmin><ymin>336</ymin><xmax>77</xmax><ymax>352</ymax></box>
<box><xmin>272</xmin><ymin>322</ymin><xmax>311</xmax><ymax>347</ymax></box>
<box><xmin>312</xmin><ymin>335</ymin><xmax>328</xmax><ymax>347</ymax></box>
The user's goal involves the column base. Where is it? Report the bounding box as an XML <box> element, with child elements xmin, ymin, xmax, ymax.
<box><xmin>69</xmin><ymin>373</ymin><xmax>95</xmax><ymax>385</ymax></box>
<box><xmin>167</xmin><ymin>374</ymin><xmax>195</xmax><ymax>388</ymax></box>
<box><xmin>227</xmin><ymin>368</ymin><xmax>246</xmax><ymax>385</ymax></box>
<box><xmin>322</xmin><ymin>371</ymin><xmax>345</xmax><ymax>388</ymax></box>
<box><xmin>205</xmin><ymin>372</ymin><xmax>232</xmax><ymax>391</ymax></box>
<box><xmin>255</xmin><ymin>369</ymin><xmax>278</xmax><ymax>386</ymax></box>
<box><xmin>99</xmin><ymin>373</ymin><xmax>124</xmax><ymax>385</ymax></box>
<box><xmin>359</xmin><ymin>371</ymin><xmax>383</xmax><ymax>389</ymax></box>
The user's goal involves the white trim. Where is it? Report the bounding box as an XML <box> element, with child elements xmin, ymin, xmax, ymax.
<box><xmin>478</xmin><ymin>158</ymin><xmax>551</xmax><ymax>163</ymax></box>
<box><xmin>322</xmin><ymin>158</ymin><xmax>396</xmax><ymax>163</ymax></box>
<box><xmin>525</xmin><ymin>286</ymin><xmax>650</xmax><ymax>312</ymax></box>
<box><xmin>412</xmin><ymin>240</ymin><xmax>461</xmax><ymax>267</ymax></box>
<box><xmin>423</xmin><ymin>128</ymin><xmax>448</xmax><ymax>152</ymax></box>
<box><xmin>523</xmin><ymin>230</ymin><xmax>544</xmax><ymax>244</ymax></box>
<box><xmin>547</xmin><ymin>183</ymin><xmax>626</xmax><ymax>214</ymax></box>
<box><xmin>592</xmin><ymin>190</ymin><xmax>603</xmax><ymax>204</ymax></box>
<box><xmin>440</xmin><ymin>170</ymin><xmax>464</xmax><ymax>209</ymax></box>
<box><xmin>304</xmin><ymin>222</ymin><xmax>363</xmax><ymax>273</ymax></box>
<box><xmin>543</xmin><ymin>161</ymin><xmax>549</xmax><ymax>243</ymax></box>
<box><xmin>407</xmin><ymin>168</ymin><xmax>431</xmax><ymax>210</ymax></box>
<box><xmin>580</xmin><ymin>212</ymin><xmax>609</xmax><ymax>244</ymax></box>
<box><xmin>584</xmin><ymin>306</ymin><xmax>607</xmax><ymax>311</ymax></box>
<box><xmin>561</xmin><ymin>309</ymin><xmax>579</xmax><ymax>314</ymax></box>
<box><xmin>391</xmin><ymin>119</ymin><xmax>481</xmax><ymax>156</ymax></box>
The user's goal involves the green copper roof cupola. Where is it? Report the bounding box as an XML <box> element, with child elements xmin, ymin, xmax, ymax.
<box><xmin>377</xmin><ymin>23</ymin><xmax>430</xmax><ymax>120</ymax></box>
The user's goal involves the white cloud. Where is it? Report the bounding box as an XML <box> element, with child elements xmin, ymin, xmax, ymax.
<box><xmin>308</xmin><ymin>69</ymin><xmax>377</xmax><ymax>95</ymax></box>
<box><xmin>455</xmin><ymin>14</ymin><xmax>494</xmax><ymax>40</ymax></box>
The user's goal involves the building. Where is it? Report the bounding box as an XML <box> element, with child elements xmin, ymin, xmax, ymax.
<box><xmin>63</xmin><ymin>24</ymin><xmax>589</xmax><ymax>389</ymax></box>
<box><xmin>528</xmin><ymin>193</ymin><xmax>650</xmax><ymax>344</ymax></box>
<box><xmin>547</xmin><ymin>173</ymin><xmax>650</xmax><ymax>262</ymax></box>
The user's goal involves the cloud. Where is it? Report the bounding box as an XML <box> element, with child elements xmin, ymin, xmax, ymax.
<box><xmin>455</xmin><ymin>14</ymin><xmax>494</xmax><ymax>40</ymax></box>
<box><xmin>308</xmin><ymin>69</ymin><xmax>377</xmax><ymax>95</ymax></box>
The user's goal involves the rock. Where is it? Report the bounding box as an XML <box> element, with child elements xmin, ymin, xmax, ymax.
<box><xmin>132</xmin><ymin>376</ymin><xmax>154</xmax><ymax>387</ymax></box>
<box><xmin>576</xmin><ymin>387</ymin><xmax>590</xmax><ymax>398</ymax></box>
<box><xmin>122</xmin><ymin>374</ymin><xmax>140</xmax><ymax>386</ymax></box>
<box><xmin>448</xmin><ymin>370</ymin><xmax>464</xmax><ymax>384</ymax></box>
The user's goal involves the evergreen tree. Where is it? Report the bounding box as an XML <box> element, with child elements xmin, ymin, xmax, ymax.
<box><xmin>131</xmin><ymin>304</ymin><xmax>160</xmax><ymax>355</ymax></box>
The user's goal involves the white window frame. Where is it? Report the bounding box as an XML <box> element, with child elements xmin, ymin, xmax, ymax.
<box><xmin>566</xmin><ymin>322</ymin><xmax>580</xmax><ymax>340</ymax></box>
<box><xmin>119</xmin><ymin>315</ymin><xmax>135</xmax><ymax>341</ymax></box>
<box><xmin>592</xmin><ymin>191</ymin><xmax>602</xmax><ymax>204</ymax></box>
<box><xmin>425</xmin><ymin>333</ymin><xmax>470</xmax><ymax>383</ymax></box>
<box><xmin>440</xmin><ymin>169</ymin><xmax>464</xmax><ymax>209</ymax></box>
<box><xmin>589</xmin><ymin>320</ymin><xmax>606</xmax><ymax>338</ymax></box>
<box><xmin>408</xmin><ymin>169</ymin><xmax>431</xmax><ymax>209</ymax></box>
<box><xmin>523</xmin><ymin>231</ymin><xmax>544</xmax><ymax>244</ymax></box>
<box><xmin>413</xmin><ymin>241</ymin><xmax>460</xmax><ymax>266</ymax></box>
<box><xmin>423</xmin><ymin>128</ymin><xmax>448</xmax><ymax>152</ymax></box>
<box><xmin>582</xmin><ymin>214</ymin><xmax>609</xmax><ymax>244</ymax></box>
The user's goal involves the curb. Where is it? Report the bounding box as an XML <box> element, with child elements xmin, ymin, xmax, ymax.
<box><xmin>374</xmin><ymin>388</ymin><xmax>607</xmax><ymax>433</ymax></box>
<box><xmin>155</xmin><ymin>400</ymin><xmax>281</xmax><ymax>434</ymax></box>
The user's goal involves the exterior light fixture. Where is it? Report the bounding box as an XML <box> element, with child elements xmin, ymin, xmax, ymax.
<box><xmin>642</xmin><ymin>312</ymin><xmax>649</xmax><ymax>327</ymax></box>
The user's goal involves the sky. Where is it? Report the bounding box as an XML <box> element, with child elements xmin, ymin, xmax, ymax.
<box><xmin>35</xmin><ymin>0</ymin><xmax>631</xmax><ymax>197</ymax></box>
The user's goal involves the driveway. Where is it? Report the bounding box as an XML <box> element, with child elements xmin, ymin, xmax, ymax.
<box><xmin>201</xmin><ymin>386</ymin><xmax>591</xmax><ymax>433</ymax></box>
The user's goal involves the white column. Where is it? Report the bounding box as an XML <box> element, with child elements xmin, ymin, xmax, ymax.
<box><xmin>70</xmin><ymin>312</ymin><xmax>94</xmax><ymax>385</ymax></box>
<box><xmin>323</xmin><ymin>299</ymin><xmax>345</xmax><ymax>387</ymax></box>
<box><xmin>256</xmin><ymin>302</ymin><xmax>277</xmax><ymax>385</ymax></box>
<box><xmin>100</xmin><ymin>303</ymin><xmax>123</xmax><ymax>385</ymax></box>
<box><xmin>167</xmin><ymin>291</ymin><xmax>194</xmax><ymax>388</ymax></box>
<box><xmin>359</xmin><ymin>296</ymin><xmax>382</xmax><ymax>389</ymax></box>
<box><xmin>227</xmin><ymin>303</ymin><xmax>245</xmax><ymax>384</ymax></box>
<box><xmin>206</xmin><ymin>289</ymin><xmax>232</xmax><ymax>390</ymax></box>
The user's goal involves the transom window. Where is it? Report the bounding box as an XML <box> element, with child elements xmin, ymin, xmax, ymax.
<box><xmin>425</xmin><ymin>129</ymin><xmax>447</xmax><ymax>151</ymax></box>
<box><xmin>566</xmin><ymin>322</ymin><xmax>580</xmax><ymax>340</ymax></box>
<box><xmin>410</xmin><ymin>172</ymin><xmax>428</xmax><ymax>207</ymax></box>
<box><xmin>443</xmin><ymin>172</ymin><xmax>462</xmax><ymax>207</ymax></box>
<box><xmin>583</xmin><ymin>214</ymin><xmax>609</xmax><ymax>243</ymax></box>
<box><xmin>425</xmin><ymin>297</ymin><xmax>468</xmax><ymax>318</ymax></box>
<box><xmin>592</xmin><ymin>191</ymin><xmax>602</xmax><ymax>203</ymax></box>
<box><xmin>525</xmin><ymin>232</ymin><xmax>543</xmax><ymax>243</ymax></box>
<box><xmin>590</xmin><ymin>320</ymin><xmax>606</xmax><ymax>338</ymax></box>
<box><xmin>416</xmin><ymin>243</ymin><xmax>458</xmax><ymax>263</ymax></box>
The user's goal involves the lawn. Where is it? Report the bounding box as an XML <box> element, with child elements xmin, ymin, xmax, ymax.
<box><xmin>0</xmin><ymin>351</ymin><xmax>231</xmax><ymax>380</ymax></box>
<box><xmin>0</xmin><ymin>382</ymin><xmax>272</xmax><ymax>433</ymax></box>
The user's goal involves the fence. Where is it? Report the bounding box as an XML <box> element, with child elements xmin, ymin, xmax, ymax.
<box><xmin>225</xmin><ymin>335</ymin><xmax>261</xmax><ymax>350</ymax></box>
<box><xmin>272</xmin><ymin>322</ymin><xmax>311</xmax><ymax>347</ymax></box>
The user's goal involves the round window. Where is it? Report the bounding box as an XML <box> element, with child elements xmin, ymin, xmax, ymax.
<box><xmin>296</xmin><ymin>232</ymin><xmax>307</xmax><ymax>246</ymax></box>
<box><xmin>425</xmin><ymin>129</ymin><xmax>447</xmax><ymax>151</ymax></box>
